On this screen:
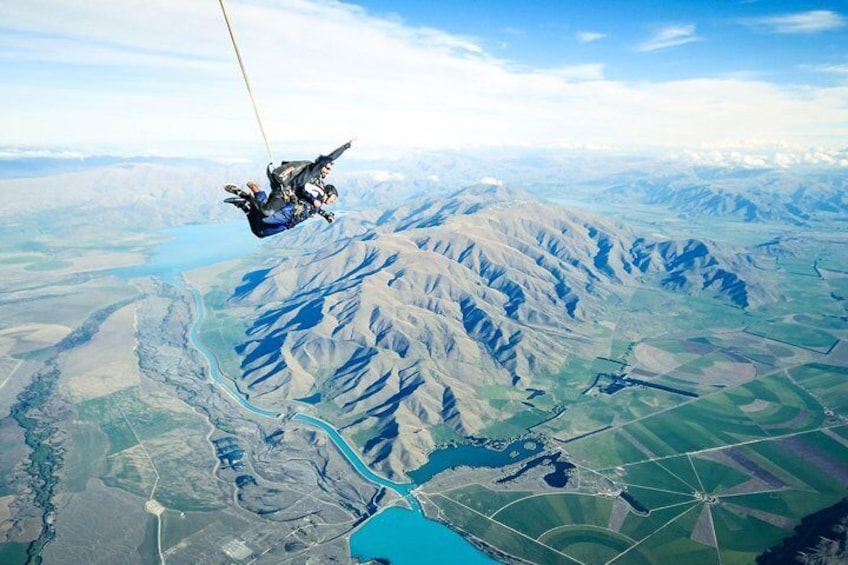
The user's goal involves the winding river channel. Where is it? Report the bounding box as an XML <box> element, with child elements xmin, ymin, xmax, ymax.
<box><xmin>135</xmin><ymin>222</ymin><xmax>499</xmax><ymax>564</ymax></box>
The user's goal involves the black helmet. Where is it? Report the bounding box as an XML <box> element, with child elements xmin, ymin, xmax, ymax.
<box><xmin>324</xmin><ymin>184</ymin><xmax>338</xmax><ymax>198</ymax></box>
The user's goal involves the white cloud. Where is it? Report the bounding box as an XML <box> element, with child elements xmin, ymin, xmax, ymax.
<box><xmin>366</xmin><ymin>170</ymin><xmax>406</xmax><ymax>182</ymax></box>
<box><xmin>743</xmin><ymin>10</ymin><xmax>846</xmax><ymax>34</ymax></box>
<box><xmin>576</xmin><ymin>31</ymin><xmax>606</xmax><ymax>44</ymax></box>
<box><xmin>636</xmin><ymin>24</ymin><xmax>700</xmax><ymax>52</ymax></box>
<box><xmin>479</xmin><ymin>177</ymin><xmax>502</xmax><ymax>186</ymax></box>
<box><xmin>547</xmin><ymin>64</ymin><xmax>605</xmax><ymax>81</ymax></box>
<box><xmin>773</xmin><ymin>153</ymin><xmax>798</xmax><ymax>167</ymax></box>
<box><xmin>808</xmin><ymin>62</ymin><xmax>848</xmax><ymax>75</ymax></box>
<box><xmin>0</xmin><ymin>1</ymin><xmax>846</xmax><ymax>155</ymax></box>
<box><xmin>0</xmin><ymin>146</ymin><xmax>88</xmax><ymax>159</ymax></box>
<box><xmin>676</xmin><ymin>145</ymin><xmax>848</xmax><ymax>168</ymax></box>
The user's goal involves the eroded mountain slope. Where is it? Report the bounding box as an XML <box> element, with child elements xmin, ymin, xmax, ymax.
<box><xmin>228</xmin><ymin>186</ymin><xmax>775</xmax><ymax>477</ymax></box>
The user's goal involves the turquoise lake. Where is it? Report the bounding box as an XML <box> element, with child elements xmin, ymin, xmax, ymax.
<box><xmin>113</xmin><ymin>220</ymin><xmax>260</xmax><ymax>283</ymax></box>
<box><xmin>350</xmin><ymin>507</ymin><xmax>500</xmax><ymax>565</ymax></box>
<box><xmin>408</xmin><ymin>438</ymin><xmax>544</xmax><ymax>484</ymax></box>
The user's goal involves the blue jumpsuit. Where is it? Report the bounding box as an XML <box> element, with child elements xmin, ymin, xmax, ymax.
<box><xmin>246</xmin><ymin>191</ymin><xmax>315</xmax><ymax>238</ymax></box>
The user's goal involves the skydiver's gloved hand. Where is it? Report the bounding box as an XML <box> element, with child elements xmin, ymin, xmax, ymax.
<box><xmin>318</xmin><ymin>209</ymin><xmax>335</xmax><ymax>223</ymax></box>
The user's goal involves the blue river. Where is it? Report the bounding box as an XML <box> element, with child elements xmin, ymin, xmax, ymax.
<box><xmin>118</xmin><ymin>221</ymin><xmax>502</xmax><ymax>565</ymax></box>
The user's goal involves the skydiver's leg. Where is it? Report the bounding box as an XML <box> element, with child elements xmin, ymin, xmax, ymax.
<box><xmin>245</xmin><ymin>207</ymin><xmax>270</xmax><ymax>238</ymax></box>
<box><xmin>224</xmin><ymin>197</ymin><xmax>265</xmax><ymax>237</ymax></box>
<box><xmin>247</xmin><ymin>184</ymin><xmax>291</xmax><ymax>218</ymax></box>
<box><xmin>238</xmin><ymin>185</ymin><xmax>283</xmax><ymax>218</ymax></box>
<box><xmin>252</xmin><ymin>189</ymin><xmax>269</xmax><ymax>206</ymax></box>
<box><xmin>227</xmin><ymin>183</ymin><xmax>276</xmax><ymax>215</ymax></box>
<box><xmin>227</xmin><ymin>191</ymin><xmax>289</xmax><ymax>238</ymax></box>
<box><xmin>259</xmin><ymin>203</ymin><xmax>293</xmax><ymax>224</ymax></box>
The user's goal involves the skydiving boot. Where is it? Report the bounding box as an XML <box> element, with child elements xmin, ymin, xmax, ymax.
<box><xmin>224</xmin><ymin>184</ymin><xmax>251</xmax><ymax>199</ymax></box>
<box><xmin>224</xmin><ymin>197</ymin><xmax>250</xmax><ymax>213</ymax></box>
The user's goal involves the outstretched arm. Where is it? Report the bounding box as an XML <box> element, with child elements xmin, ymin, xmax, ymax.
<box><xmin>293</xmin><ymin>139</ymin><xmax>354</xmax><ymax>187</ymax></box>
<box><xmin>324</xmin><ymin>139</ymin><xmax>353</xmax><ymax>162</ymax></box>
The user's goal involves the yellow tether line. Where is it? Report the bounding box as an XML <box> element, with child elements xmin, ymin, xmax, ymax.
<box><xmin>218</xmin><ymin>0</ymin><xmax>274</xmax><ymax>163</ymax></box>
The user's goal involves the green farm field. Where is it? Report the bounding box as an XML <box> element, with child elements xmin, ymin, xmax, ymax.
<box><xmin>426</xmin><ymin>240</ymin><xmax>848</xmax><ymax>565</ymax></box>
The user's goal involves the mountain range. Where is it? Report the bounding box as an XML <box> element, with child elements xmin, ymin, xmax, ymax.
<box><xmin>228</xmin><ymin>185</ymin><xmax>778</xmax><ymax>477</ymax></box>
<box><xmin>2</xmin><ymin>151</ymin><xmax>844</xmax><ymax>229</ymax></box>
<box><xmin>594</xmin><ymin>167</ymin><xmax>847</xmax><ymax>225</ymax></box>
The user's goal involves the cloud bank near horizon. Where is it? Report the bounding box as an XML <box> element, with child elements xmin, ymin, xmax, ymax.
<box><xmin>1</xmin><ymin>1</ymin><xmax>846</xmax><ymax>157</ymax></box>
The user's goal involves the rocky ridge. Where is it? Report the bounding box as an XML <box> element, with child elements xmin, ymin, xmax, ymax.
<box><xmin>228</xmin><ymin>185</ymin><xmax>777</xmax><ymax>477</ymax></box>
<box><xmin>598</xmin><ymin>168</ymin><xmax>848</xmax><ymax>225</ymax></box>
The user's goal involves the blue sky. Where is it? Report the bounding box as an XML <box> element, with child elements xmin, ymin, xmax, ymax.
<box><xmin>358</xmin><ymin>0</ymin><xmax>847</xmax><ymax>84</ymax></box>
<box><xmin>1</xmin><ymin>0</ymin><xmax>846</xmax><ymax>161</ymax></box>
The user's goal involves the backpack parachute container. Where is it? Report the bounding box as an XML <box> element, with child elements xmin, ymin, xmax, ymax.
<box><xmin>261</xmin><ymin>160</ymin><xmax>312</xmax><ymax>215</ymax></box>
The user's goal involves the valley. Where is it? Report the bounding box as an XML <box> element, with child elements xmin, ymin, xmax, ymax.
<box><xmin>0</xmin><ymin>154</ymin><xmax>846</xmax><ymax>564</ymax></box>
